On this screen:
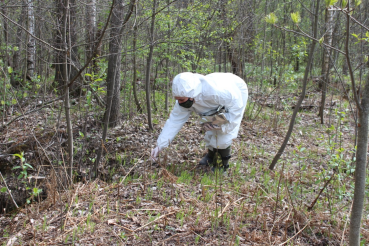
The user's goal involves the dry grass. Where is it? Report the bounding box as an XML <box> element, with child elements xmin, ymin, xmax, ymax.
<box><xmin>0</xmin><ymin>92</ymin><xmax>368</xmax><ymax>245</ymax></box>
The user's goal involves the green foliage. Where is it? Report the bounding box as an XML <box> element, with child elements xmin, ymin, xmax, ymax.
<box><xmin>265</xmin><ymin>13</ymin><xmax>278</xmax><ymax>24</ymax></box>
<box><xmin>342</xmin><ymin>0</ymin><xmax>348</xmax><ymax>8</ymax></box>
<box><xmin>319</xmin><ymin>36</ymin><xmax>324</xmax><ymax>44</ymax></box>
<box><xmin>290</xmin><ymin>12</ymin><xmax>301</xmax><ymax>24</ymax></box>
<box><xmin>325</xmin><ymin>0</ymin><xmax>338</xmax><ymax>7</ymax></box>
<box><xmin>13</xmin><ymin>152</ymin><xmax>33</xmax><ymax>180</ymax></box>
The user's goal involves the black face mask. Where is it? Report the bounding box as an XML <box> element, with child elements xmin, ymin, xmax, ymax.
<box><xmin>178</xmin><ymin>98</ymin><xmax>194</xmax><ymax>108</ymax></box>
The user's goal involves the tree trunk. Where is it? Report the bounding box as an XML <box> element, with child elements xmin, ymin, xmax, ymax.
<box><xmin>349</xmin><ymin>70</ymin><xmax>369</xmax><ymax>246</ymax></box>
<box><xmin>1</xmin><ymin>6</ymin><xmax>9</xmax><ymax>74</ymax></box>
<box><xmin>27</xmin><ymin>0</ymin><xmax>35</xmax><ymax>79</ymax></box>
<box><xmin>319</xmin><ymin>6</ymin><xmax>334</xmax><ymax>123</ymax></box>
<box><xmin>85</xmin><ymin>0</ymin><xmax>97</xmax><ymax>73</ymax></box>
<box><xmin>11</xmin><ymin>3</ymin><xmax>26</xmax><ymax>87</ymax></box>
<box><xmin>104</xmin><ymin>0</ymin><xmax>126</xmax><ymax>127</ymax></box>
<box><xmin>69</xmin><ymin>0</ymin><xmax>81</xmax><ymax>96</ymax></box>
<box><xmin>132</xmin><ymin>25</ymin><xmax>142</xmax><ymax>113</ymax></box>
<box><xmin>347</xmin><ymin>1</ymin><xmax>368</xmax><ymax>244</ymax></box>
<box><xmin>165</xmin><ymin>0</ymin><xmax>170</xmax><ymax>112</ymax></box>
<box><xmin>85</xmin><ymin>0</ymin><xmax>96</xmax><ymax>63</ymax></box>
<box><xmin>62</xmin><ymin>0</ymin><xmax>74</xmax><ymax>184</ymax></box>
<box><xmin>54</xmin><ymin>0</ymin><xmax>66</xmax><ymax>93</ymax></box>
<box><xmin>145</xmin><ymin>0</ymin><xmax>156</xmax><ymax>131</ymax></box>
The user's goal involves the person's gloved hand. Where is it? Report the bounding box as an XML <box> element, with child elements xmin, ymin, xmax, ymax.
<box><xmin>150</xmin><ymin>146</ymin><xmax>161</xmax><ymax>162</ymax></box>
<box><xmin>203</xmin><ymin>123</ymin><xmax>221</xmax><ymax>131</ymax></box>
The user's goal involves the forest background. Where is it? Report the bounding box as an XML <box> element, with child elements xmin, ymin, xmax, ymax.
<box><xmin>0</xmin><ymin>0</ymin><xmax>368</xmax><ymax>245</ymax></box>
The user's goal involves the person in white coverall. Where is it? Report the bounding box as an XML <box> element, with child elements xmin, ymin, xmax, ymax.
<box><xmin>151</xmin><ymin>72</ymin><xmax>248</xmax><ymax>171</ymax></box>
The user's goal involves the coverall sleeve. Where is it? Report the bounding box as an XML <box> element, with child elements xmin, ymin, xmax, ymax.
<box><xmin>157</xmin><ymin>102</ymin><xmax>192</xmax><ymax>150</ymax></box>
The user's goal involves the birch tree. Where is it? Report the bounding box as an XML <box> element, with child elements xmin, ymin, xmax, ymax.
<box><xmin>27</xmin><ymin>0</ymin><xmax>35</xmax><ymax>79</ymax></box>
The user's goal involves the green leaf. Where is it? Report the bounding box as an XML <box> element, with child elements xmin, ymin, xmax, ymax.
<box><xmin>13</xmin><ymin>153</ymin><xmax>22</xmax><ymax>159</ymax></box>
<box><xmin>319</xmin><ymin>36</ymin><xmax>324</xmax><ymax>44</ymax></box>
<box><xmin>12</xmin><ymin>98</ymin><xmax>17</xmax><ymax>105</ymax></box>
<box><xmin>342</xmin><ymin>0</ymin><xmax>347</xmax><ymax>7</ymax></box>
<box><xmin>33</xmin><ymin>187</ymin><xmax>42</xmax><ymax>195</ymax></box>
<box><xmin>84</xmin><ymin>73</ymin><xmax>92</xmax><ymax>77</ymax></box>
<box><xmin>265</xmin><ymin>13</ymin><xmax>278</xmax><ymax>24</ymax></box>
<box><xmin>8</xmin><ymin>66</ymin><xmax>13</xmax><ymax>74</ymax></box>
<box><xmin>86</xmin><ymin>91</ymin><xmax>92</xmax><ymax>104</ymax></box>
<box><xmin>24</xmin><ymin>163</ymin><xmax>33</xmax><ymax>169</ymax></box>
<box><xmin>352</xmin><ymin>33</ymin><xmax>359</xmax><ymax>39</ymax></box>
<box><xmin>13</xmin><ymin>46</ymin><xmax>19</xmax><ymax>51</ymax></box>
<box><xmin>79</xmin><ymin>131</ymin><xmax>85</xmax><ymax>138</ymax></box>
<box><xmin>1</xmin><ymin>100</ymin><xmax>5</xmax><ymax>105</ymax></box>
<box><xmin>1</xmin><ymin>187</ymin><xmax>7</xmax><ymax>193</ymax></box>
<box><xmin>291</xmin><ymin>12</ymin><xmax>301</xmax><ymax>23</ymax></box>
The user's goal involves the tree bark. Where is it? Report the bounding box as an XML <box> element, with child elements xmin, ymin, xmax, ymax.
<box><xmin>132</xmin><ymin>25</ymin><xmax>142</xmax><ymax>113</ymax></box>
<box><xmin>145</xmin><ymin>0</ymin><xmax>157</xmax><ymax>131</ymax></box>
<box><xmin>349</xmin><ymin>68</ymin><xmax>369</xmax><ymax>246</ymax></box>
<box><xmin>27</xmin><ymin>0</ymin><xmax>36</xmax><ymax>79</ymax></box>
<box><xmin>11</xmin><ymin>3</ymin><xmax>26</xmax><ymax>87</ymax></box>
<box><xmin>62</xmin><ymin>0</ymin><xmax>74</xmax><ymax>184</ymax></box>
<box><xmin>85</xmin><ymin>0</ymin><xmax>98</xmax><ymax>74</ymax></box>
<box><xmin>319</xmin><ymin>5</ymin><xmax>334</xmax><ymax>123</ymax></box>
<box><xmin>104</xmin><ymin>0</ymin><xmax>126</xmax><ymax>127</ymax></box>
<box><xmin>347</xmin><ymin>1</ymin><xmax>368</xmax><ymax>244</ymax></box>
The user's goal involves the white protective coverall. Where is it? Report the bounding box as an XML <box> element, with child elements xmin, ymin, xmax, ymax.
<box><xmin>156</xmin><ymin>72</ymin><xmax>248</xmax><ymax>151</ymax></box>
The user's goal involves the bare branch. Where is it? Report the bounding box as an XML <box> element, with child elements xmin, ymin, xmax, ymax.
<box><xmin>0</xmin><ymin>11</ymin><xmax>65</xmax><ymax>52</ymax></box>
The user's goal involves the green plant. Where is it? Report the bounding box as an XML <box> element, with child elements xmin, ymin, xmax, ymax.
<box><xmin>177</xmin><ymin>170</ymin><xmax>193</xmax><ymax>185</ymax></box>
<box><xmin>12</xmin><ymin>152</ymin><xmax>33</xmax><ymax>180</ymax></box>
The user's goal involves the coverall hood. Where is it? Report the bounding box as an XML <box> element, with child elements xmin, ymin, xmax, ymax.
<box><xmin>172</xmin><ymin>72</ymin><xmax>202</xmax><ymax>98</ymax></box>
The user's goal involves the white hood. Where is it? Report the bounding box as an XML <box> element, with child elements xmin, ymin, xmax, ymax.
<box><xmin>172</xmin><ymin>72</ymin><xmax>202</xmax><ymax>98</ymax></box>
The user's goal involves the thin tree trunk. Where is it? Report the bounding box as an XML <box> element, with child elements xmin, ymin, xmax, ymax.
<box><xmin>319</xmin><ymin>6</ymin><xmax>334</xmax><ymax>123</ymax></box>
<box><xmin>145</xmin><ymin>0</ymin><xmax>156</xmax><ymax>131</ymax></box>
<box><xmin>349</xmin><ymin>67</ymin><xmax>369</xmax><ymax>246</ymax></box>
<box><xmin>85</xmin><ymin>0</ymin><xmax>96</xmax><ymax>64</ymax></box>
<box><xmin>165</xmin><ymin>0</ymin><xmax>170</xmax><ymax>112</ymax></box>
<box><xmin>62</xmin><ymin>0</ymin><xmax>73</xmax><ymax>184</ymax></box>
<box><xmin>11</xmin><ymin>3</ymin><xmax>26</xmax><ymax>87</ymax></box>
<box><xmin>27</xmin><ymin>0</ymin><xmax>35</xmax><ymax>79</ymax></box>
<box><xmin>261</xmin><ymin>0</ymin><xmax>268</xmax><ymax>74</ymax></box>
<box><xmin>347</xmin><ymin>1</ymin><xmax>368</xmax><ymax>243</ymax></box>
<box><xmin>55</xmin><ymin>0</ymin><xmax>66</xmax><ymax>93</ymax></box>
<box><xmin>1</xmin><ymin>6</ymin><xmax>9</xmax><ymax>75</ymax></box>
<box><xmin>132</xmin><ymin>25</ymin><xmax>142</xmax><ymax>113</ymax></box>
<box><xmin>269</xmin><ymin>0</ymin><xmax>320</xmax><ymax>170</ymax></box>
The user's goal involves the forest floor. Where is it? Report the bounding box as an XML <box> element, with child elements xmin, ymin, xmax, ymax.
<box><xmin>0</xmin><ymin>90</ymin><xmax>368</xmax><ymax>245</ymax></box>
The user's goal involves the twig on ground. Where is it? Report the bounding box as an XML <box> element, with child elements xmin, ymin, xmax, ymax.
<box><xmin>133</xmin><ymin>211</ymin><xmax>177</xmax><ymax>232</ymax></box>
<box><xmin>117</xmin><ymin>154</ymin><xmax>145</xmax><ymax>186</ymax></box>
<box><xmin>63</xmin><ymin>183</ymin><xmax>81</xmax><ymax>229</ymax></box>
<box><xmin>0</xmin><ymin>171</ymin><xmax>18</xmax><ymax>208</ymax></box>
<box><xmin>279</xmin><ymin>221</ymin><xmax>309</xmax><ymax>246</ymax></box>
<box><xmin>217</xmin><ymin>197</ymin><xmax>244</xmax><ymax>218</ymax></box>
<box><xmin>340</xmin><ymin>202</ymin><xmax>353</xmax><ymax>246</ymax></box>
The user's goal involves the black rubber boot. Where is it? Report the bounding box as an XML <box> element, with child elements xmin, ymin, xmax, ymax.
<box><xmin>199</xmin><ymin>149</ymin><xmax>215</xmax><ymax>166</ymax></box>
<box><xmin>212</xmin><ymin>146</ymin><xmax>231</xmax><ymax>172</ymax></box>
